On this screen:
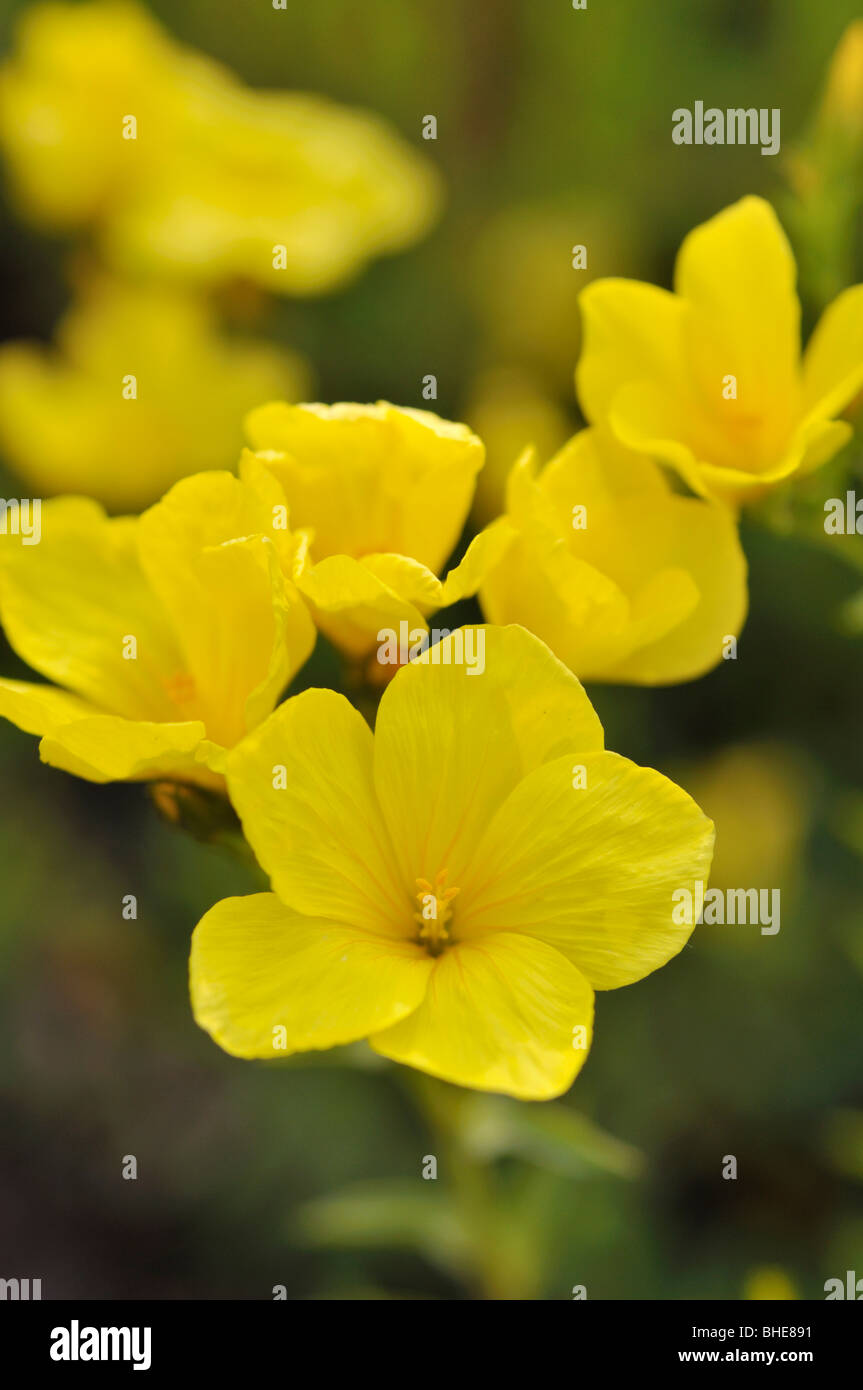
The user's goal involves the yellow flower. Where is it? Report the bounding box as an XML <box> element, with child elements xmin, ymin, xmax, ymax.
<box><xmin>0</xmin><ymin>0</ymin><xmax>179</xmax><ymax>231</ymax></box>
<box><xmin>106</xmin><ymin>72</ymin><xmax>441</xmax><ymax>297</ymax></box>
<box><xmin>744</xmin><ymin>1267</ymin><xmax>798</xmax><ymax>1301</ymax></box>
<box><xmin>478</xmin><ymin>429</ymin><xmax>747</xmax><ymax>684</ymax></box>
<box><xmin>818</xmin><ymin>21</ymin><xmax>863</xmax><ymax>144</ymax></box>
<box><xmin>577</xmin><ymin>196</ymin><xmax>863</xmax><ymax>507</ymax></box>
<box><xmin>0</xmin><ymin>276</ymin><xmax>310</xmax><ymax>510</ymax></box>
<box><xmin>244</xmin><ymin>401</ymin><xmax>505</xmax><ymax>660</ymax></box>
<box><xmin>0</xmin><ymin>469</ymin><xmax>314</xmax><ymax>784</ymax></box>
<box><xmin>190</xmin><ymin>625</ymin><xmax>714</xmax><ymax>1099</ymax></box>
<box><xmin>0</xmin><ymin>0</ymin><xmax>440</xmax><ymax>295</ymax></box>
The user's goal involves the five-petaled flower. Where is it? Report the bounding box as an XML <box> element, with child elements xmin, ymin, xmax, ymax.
<box><xmin>577</xmin><ymin>196</ymin><xmax>863</xmax><ymax>507</ymax></box>
<box><xmin>190</xmin><ymin>625</ymin><xmax>714</xmax><ymax>1100</ymax></box>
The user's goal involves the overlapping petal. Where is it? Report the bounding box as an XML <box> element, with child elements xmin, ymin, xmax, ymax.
<box><xmin>373</xmin><ymin>625</ymin><xmax>603</xmax><ymax>891</ymax></box>
<box><xmin>138</xmin><ymin>474</ymin><xmax>316</xmax><ymax>746</ymax></box>
<box><xmin>0</xmin><ymin>497</ymin><xmax>182</xmax><ymax>721</ymax></box>
<box><xmin>479</xmin><ymin>432</ymin><xmax>747</xmax><ymax>683</ymax></box>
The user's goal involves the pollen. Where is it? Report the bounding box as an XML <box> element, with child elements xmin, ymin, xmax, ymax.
<box><xmin>414</xmin><ymin>869</ymin><xmax>459</xmax><ymax>956</ymax></box>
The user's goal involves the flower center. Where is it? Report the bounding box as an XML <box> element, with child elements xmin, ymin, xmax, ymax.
<box><xmin>414</xmin><ymin>870</ymin><xmax>459</xmax><ymax>957</ymax></box>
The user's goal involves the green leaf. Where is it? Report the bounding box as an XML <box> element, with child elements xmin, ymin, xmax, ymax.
<box><xmin>295</xmin><ymin>1180</ymin><xmax>470</xmax><ymax>1278</ymax></box>
<box><xmin>459</xmin><ymin>1094</ymin><xmax>644</xmax><ymax>1179</ymax></box>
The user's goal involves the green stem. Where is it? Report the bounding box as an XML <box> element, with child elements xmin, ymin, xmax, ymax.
<box><xmin>404</xmin><ymin>1071</ymin><xmax>535</xmax><ymax>1300</ymax></box>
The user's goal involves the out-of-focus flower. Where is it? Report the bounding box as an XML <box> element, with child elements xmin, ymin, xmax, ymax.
<box><xmin>0</xmin><ymin>470</ymin><xmax>315</xmax><ymax>784</ymax></box>
<box><xmin>817</xmin><ymin>21</ymin><xmax>863</xmax><ymax>144</ymax></box>
<box><xmin>190</xmin><ymin>625</ymin><xmax>714</xmax><ymax>1099</ymax></box>
<box><xmin>577</xmin><ymin>197</ymin><xmax>863</xmax><ymax>507</ymax></box>
<box><xmin>744</xmin><ymin>1267</ymin><xmax>799</xmax><ymax>1301</ymax></box>
<box><xmin>478</xmin><ymin>429</ymin><xmax>747</xmax><ymax>684</ymax></box>
<box><xmin>678</xmin><ymin>743</ymin><xmax>809</xmax><ymax>893</ymax></box>
<box><xmin>245</xmin><ymin>401</ymin><xmax>505</xmax><ymax>659</ymax></box>
<box><xmin>0</xmin><ymin>0</ymin><xmax>178</xmax><ymax>231</ymax></box>
<box><xmin>783</xmin><ymin>23</ymin><xmax>863</xmax><ymax>314</ymax></box>
<box><xmin>469</xmin><ymin>200</ymin><xmax>631</xmax><ymax>392</ymax></box>
<box><xmin>0</xmin><ymin>0</ymin><xmax>440</xmax><ymax>295</ymax></box>
<box><xmin>464</xmin><ymin>367</ymin><xmax>571</xmax><ymax>527</ymax></box>
<box><xmin>0</xmin><ymin>276</ymin><xmax>310</xmax><ymax>510</ymax></box>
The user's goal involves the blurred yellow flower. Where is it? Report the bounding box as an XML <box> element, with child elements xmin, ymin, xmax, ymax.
<box><xmin>0</xmin><ymin>470</ymin><xmax>315</xmax><ymax>784</ymax></box>
<box><xmin>0</xmin><ymin>276</ymin><xmax>310</xmax><ymax>510</ymax></box>
<box><xmin>245</xmin><ymin>401</ymin><xmax>504</xmax><ymax>659</ymax></box>
<box><xmin>818</xmin><ymin>21</ymin><xmax>863</xmax><ymax>143</ymax></box>
<box><xmin>577</xmin><ymin>196</ymin><xmax>863</xmax><ymax>507</ymax></box>
<box><xmin>190</xmin><ymin>625</ymin><xmax>714</xmax><ymax>1099</ymax></box>
<box><xmin>744</xmin><ymin>1267</ymin><xmax>799</xmax><ymax>1301</ymax></box>
<box><xmin>0</xmin><ymin>0</ymin><xmax>440</xmax><ymax>295</ymax></box>
<box><xmin>464</xmin><ymin>367</ymin><xmax>571</xmax><ymax>527</ymax></box>
<box><xmin>478</xmin><ymin>429</ymin><xmax>747</xmax><ymax>684</ymax></box>
<box><xmin>469</xmin><ymin>199</ymin><xmax>632</xmax><ymax>392</ymax></box>
<box><xmin>679</xmin><ymin>743</ymin><xmax>809</xmax><ymax>893</ymax></box>
<box><xmin>0</xmin><ymin>0</ymin><xmax>178</xmax><ymax>231</ymax></box>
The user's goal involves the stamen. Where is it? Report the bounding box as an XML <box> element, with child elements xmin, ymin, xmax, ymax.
<box><xmin>414</xmin><ymin>869</ymin><xmax>459</xmax><ymax>956</ymax></box>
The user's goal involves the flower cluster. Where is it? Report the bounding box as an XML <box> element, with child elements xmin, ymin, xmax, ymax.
<box><xmin>0</xmin><ymin>391</ymin><xmax>724</xmax><ymax>1097</ymax></box>
<box><xmin>2</xmin><ymin>10</ymin><xmax>862</xmax><ymax>1101</ymax></box>
<box><xmin>0</xmin><ymin>0</ymin><xmax>439</xmax><ymax>294</ymax></box>
<box><xmin>0</xmin><ymin>0</ymin><xmax>440</xmax><ymax>508</ymax></box>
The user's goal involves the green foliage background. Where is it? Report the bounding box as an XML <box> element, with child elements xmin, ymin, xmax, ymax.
<box><xmin>0</xmin><ymin>0</ymin><xmax>861</xmax><ymax>1299</ymax></box>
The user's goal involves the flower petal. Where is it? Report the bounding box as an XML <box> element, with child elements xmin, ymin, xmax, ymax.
<box><xmin>225</xmin><ymin>689</ymin><xmax>407</xmax><ymax>936</ymax></box>
<box><xmin>577</xmin><ymin>278</ymin><xmax>689</xmax><ymax>423</ymax></box>
<box><xmin>436</xmin><ymin>520</ymin><xmax>514</xmax><ymax>606</ymax></box>
<box><xmin>459</xmin><ymin>751</ymin><xmax>714</xmax><ymax>989</ymax></box>
<box><xmin>370</xmin><ymin>932</ymin><xmax>594</xmax><ymax>1100</ymax></box>
<box><xmin>608</xmin><ymin>384</ymin><xmax>802</xmax><ymax>505</ymax></box>
<box><xmin>246</xmin><ymin>401</ymin><xmax>484</xmax><ymax>574</ymax></box>
<box><xmin>296</xmin><ymin>552</ymin><xmax>429</xmax><ymax>659</ymax></box>
<box><xmin>674</xmin><ymin>196</ymin><xmax>800</xmax><ymax>428</ymax></box>
<box><xmin>0</xmin><ymin>497</ymin><xmax>182</xmax><ymax>720</ymax></box>
<box><xmin>0</xmin><ymin>677</ymin><xmax>218</xmax><ymax>784</ymax></box>
<box><xmin>373</xmin><ymin>625</ymin><xmax>604</xmax><ymax>891</ymax></box>
<box><xmin>191</xmin><ymin>892</ymin><xmax>433</xmax><ymax>1059</ymax></box>
<box><xmin>480</xmin><ymin>530</ymin><xmax>635</xmax><ymax>674</ymax></box>
<box><xmin>481</xmin><ymin>432</ymin><xmax>747</xmax><ymax>682</ymax></box>
<box><xmin>0</xmin><ymin>676</ymin><xmax>97</xmax><ymax>736</ymax></box>
<box><xmin>138</xmin><ymin>473</ymin><xmax>316</xmax><ymax>747</ymax></box>
<box><xmin>802</xmin><ymin>283</ymin><xmax>863</xmax><ymax>423</ymax></box>
<box><xmin>40</xmin><ymin>713</ymin><xmax>214</xmax><ymax>784</ymax></box>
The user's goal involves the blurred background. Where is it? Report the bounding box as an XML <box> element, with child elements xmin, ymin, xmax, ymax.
<box><xmin>1</xmin><ymin>0</ymin><xmax>862</xmax><ymax>1300</ymax></box>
